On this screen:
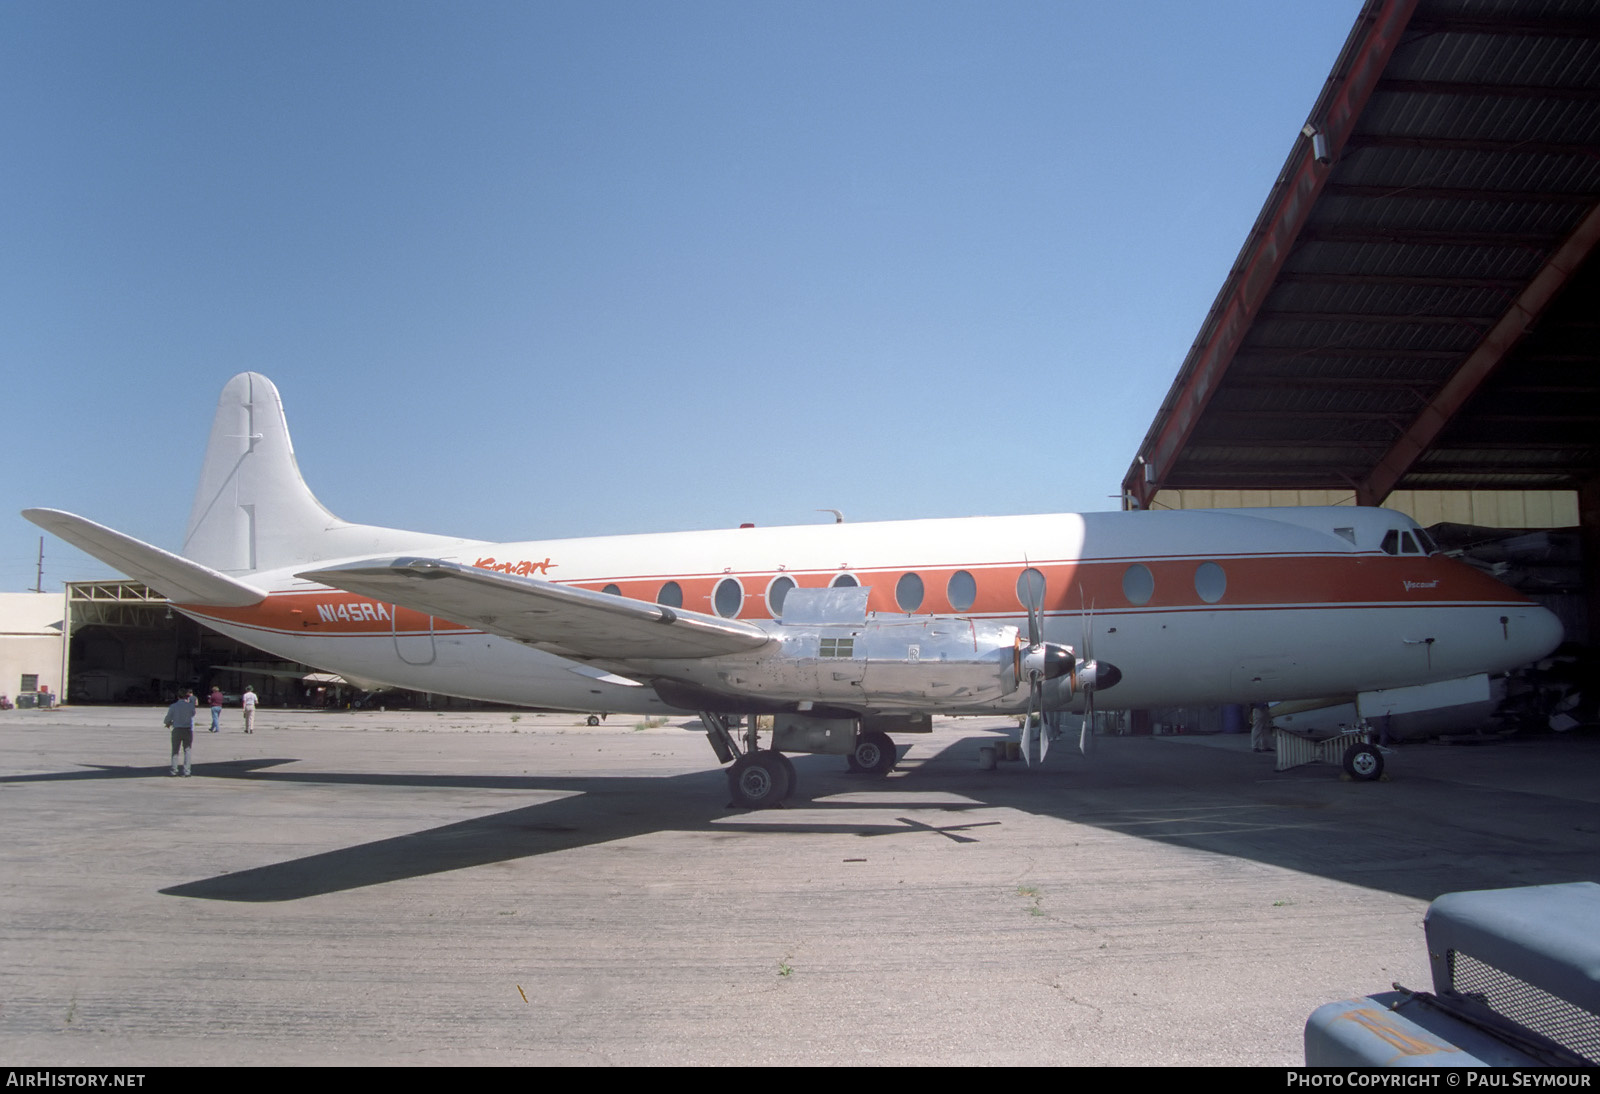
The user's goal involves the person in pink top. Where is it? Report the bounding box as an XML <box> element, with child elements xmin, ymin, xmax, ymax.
<box><xmin>208</xmin><ymin>686</ymin><xmax>223</xmax><ymax>733</ymax></box>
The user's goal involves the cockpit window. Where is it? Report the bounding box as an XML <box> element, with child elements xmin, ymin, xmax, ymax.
<box><xmin>1381</xmin><ymin>527</ymin><xmax>1432</xmax><ymax>556</ymax></box>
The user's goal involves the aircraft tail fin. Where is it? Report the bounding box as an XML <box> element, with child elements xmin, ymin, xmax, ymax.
<box><xmin>22</xmin><ymin>509</ymin><xmax>266</xmax><ymax>607</ymax></box>
<box><xmin>180</xmin><ymin>373</ymin><xmax>473</xmax><ymax>574</ymax></box>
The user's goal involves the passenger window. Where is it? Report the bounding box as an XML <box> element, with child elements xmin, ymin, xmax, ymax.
<box><xmin>830</xmin><ymin>573</ymin><xmax>859</xmax><ymax>588</ymax></box>
<box><xmin>1016</xmin><ymin>568</ymin><xmax>1046</xmax><ymax>611</ymax></box>
<box><xmin>895</xmin><ymin>573</ymin><xmax>924</xmax><ymax>612</ymax></box>
<box><xmin>947</xmin><ymin>570</ymin><xmax>977</xmax><ymax>612</ymax></box>
<box><xmin>1194</xmin><ymin>561</ymin><xmax>1226</xmax><ymax>604</ymax></box>
<box><xmin>657</xmin><ymin>581</ymin><xmax>683</xmax><ymax>608</ymax></box>
<box><xmin>602</xmin><ymin>584</ymin><xmax>621</xmax><ymax>596</ymax></box>
<box><xmin>1122</xmin><ymin>563</ymin><xmax>1154</xmax><ymax>606</ymax></box>
<box><xmin>713</xmin><ymin>577</ymin><xmax>743</xmax><ymax>618</ymax></box>
<box><xmin>767</xmin><ymin>576</ymin><xmax>796</xmax><ymax>617</ymax></box>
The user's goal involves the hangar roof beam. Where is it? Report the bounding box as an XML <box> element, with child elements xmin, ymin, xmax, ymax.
<box><xmin>1124</xmin><ymin>0</ymin><xmax>1600</xmax><ymax>509</ymax></box>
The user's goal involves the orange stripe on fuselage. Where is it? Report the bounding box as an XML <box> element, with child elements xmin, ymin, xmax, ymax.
<box><xmin>175</xmin><ymin>552</ymin><xmax>1527</xmax><ymax>638</ymax></box>
<box><xmin>565</xmin><ymin>554</ymin><xmax>1524</xmax><ymax>619</ymax></box>
<box><xmin>184</xmin><ymin>591</ymin><xmax>467</xmax><ymax>636</ymax></box>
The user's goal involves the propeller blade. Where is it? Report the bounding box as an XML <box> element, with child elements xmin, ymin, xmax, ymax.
<box><xmin>1034</xmin><ymin>677</ymin><xmax>1048</xmax><ymax>762</ymax></box>
<box><xmin>1079</xmin><ymin>591</ymin><xmax>1100</xmax><ymax>757</ymax></box>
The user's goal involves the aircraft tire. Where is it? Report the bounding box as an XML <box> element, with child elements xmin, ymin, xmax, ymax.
<box><xmin>586</xmin><ymin>715</ymin><xmax>600</xmax><ymax>726</ymax></box>
<box><xmin>852</xmin><ymin>731</ymin><xmax>897</xmax><ymax>777</ymax></box>
<box><xmin>774</xmin><ymin>752</ymin><xmax>798</xmax><ymax>800</ymax></box>
<box><xmin>728</xmin><ymin>753</ymin><xmax>791</xmax><ymax>809</ymax></box>
<box><xmin>1342</xmin><ymin>743</ymin><xmax>1384</xmax><ymax>782</ymax></box>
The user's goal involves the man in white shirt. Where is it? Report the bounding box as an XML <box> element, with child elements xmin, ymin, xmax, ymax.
<box><xmin>242</xmin><ymin>685</ymin><xmax>258</xmax><ymax>734</ymax></box>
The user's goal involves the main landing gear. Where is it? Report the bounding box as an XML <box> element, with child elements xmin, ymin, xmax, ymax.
<box><xmin>845</xmin><ymin>729</ymin><xmax>897</xmax><ymax>777</ymax></box>
<box><xmin>700</xmin><ymin>714</ymin><xmax>895</xmax><ymax>808</ymax></box>
<box><xmin>700</xmin><ymin>713</ymin><xmax>798</xmax><ymax>809</ymax></box>
<box><xmin>728</xmin><ymin>750</ymin><xmax>796</xmax><ymax>808</ymax></box>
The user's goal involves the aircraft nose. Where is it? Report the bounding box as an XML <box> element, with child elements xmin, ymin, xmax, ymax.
<box><xmin>1514</xmin><ymin>604</ymin><xmax>1565</xmax><ymax>664</ymax></box>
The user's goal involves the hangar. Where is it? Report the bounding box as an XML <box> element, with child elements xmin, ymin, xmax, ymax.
<box><xmin>33</xmin><ymin>0</ymin><xmax>1600</xmax><ymax>715</ymax></box>
<box><xmin>1124</xmin><ymin>0</ymin><xmax>1600</xmax><ymax>663</ymax></box>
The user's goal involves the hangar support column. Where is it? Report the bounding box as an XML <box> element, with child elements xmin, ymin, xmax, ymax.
<box><xmin>1580</xmin><ymin>481</ymin><xmax>1600</xmax><ymax>705</ymax></box>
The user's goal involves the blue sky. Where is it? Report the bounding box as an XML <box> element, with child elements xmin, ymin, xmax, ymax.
<box><xmin>2</xmin><ymin>0</ymin><xmax>1362</xmax><ymax>591</ymax></box>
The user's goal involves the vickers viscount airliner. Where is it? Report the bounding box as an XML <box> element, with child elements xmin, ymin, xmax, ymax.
<box><xmin>26</xmin><ymin>374</ymin><xmax>1562</xmax><ymax>807</ymax></box>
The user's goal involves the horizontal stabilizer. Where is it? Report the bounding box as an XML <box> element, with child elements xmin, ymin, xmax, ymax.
<box><xmin>300</xmin><ymin>556</ymin><xmax>772</xmax><ymax>661</ymax></box>
<box><xmin>23</xmin><ymin>509</ymin><xmax>266</xmax><ymax>607</ymax></box>
<box><xmin>210</xmin><ymin>664</ymin><xmax>390</xmax><ymax>691</ymax></box>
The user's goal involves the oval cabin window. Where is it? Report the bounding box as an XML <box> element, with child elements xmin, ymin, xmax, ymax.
<box><xmin>895</xmin><ymin>572</ymin><xmax>924</xmax><ymax>612</ymax></box>
<box><xmin>713</xmin><ymin>577</ymin><xmax>743</xmax><ymax>618</ymax></box>
<box><xmin>767</xmin><ymin>575</ymin><xmax>796</xmax><ymax>617</ymax></box>
<box><xmin>1016</xmin><ymin>568</ymin><xmax>1046</xmax><ymax>610</ymax></box>
<box><xmin>1194</xmin><ymin>562</ymin><xmax>1226</xmax><ymax>604</ymax></box>
<box><xmin>947</xmin><ymin>570</ymin><xmax>977</xmax><ymax>612</ymax></box>
<box><xmin>1122</xmin><ymin>564</ymin><xmax>1154</xmax><ymax>606</ymax></box>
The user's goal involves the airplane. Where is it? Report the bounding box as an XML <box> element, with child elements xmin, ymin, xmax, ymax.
<box><xmin>25</xmin><ymin>373</ymin><xmax>1564</xmax><ymax>808</ymax></box>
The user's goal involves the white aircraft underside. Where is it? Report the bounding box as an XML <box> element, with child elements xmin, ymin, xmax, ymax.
<box><xmin>25</xmin><ymin>373</ymin><xmax>1563</xmax><ymax>808</ymax></box>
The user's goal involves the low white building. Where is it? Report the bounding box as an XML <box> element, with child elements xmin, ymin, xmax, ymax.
<box><xmin>0</xmin><ymin>592</ymin><xmax>66</xmax><ymax>706</ymax></box>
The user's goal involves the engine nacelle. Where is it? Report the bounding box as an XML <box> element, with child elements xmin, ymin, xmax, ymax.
<box><xmin>651</xmin><ymin>616</ymin><xmax>1080</xmax><ymax>714</ymax></box>
<box><xmin>637</xmin><ymin>587</ymin><xmax>1089</xmax><ymax>715</ymax></box>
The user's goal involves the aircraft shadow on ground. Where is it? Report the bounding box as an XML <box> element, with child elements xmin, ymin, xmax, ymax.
<box><xmin>11</xmin><ymin>735</ymin><xmax>1596</xmax><ymax>903</ymax></box>
<box><xmin>157</xmin><ymin>760</ymin><xmax>1006</xmax><ymax>902</ymax></box>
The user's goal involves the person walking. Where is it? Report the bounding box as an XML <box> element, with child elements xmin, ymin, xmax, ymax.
<box><xmin>241</xmin><ymin>685</ymin><xmax>257</xmax><ymax>734</ymax></box>
<box><xmin>1250</xmin><ymin>701</ymin><xmax>1275</xmax><ymax>753</ymax></box>
<box><xmin>208</xmin><ymin>686</ymin><xmax>223</xmax><ymax>732</ymax></box>
<box><xmin>165</xmin><ymin>689</ymin><xmax>197</xmax><ymax>777</ymax></box>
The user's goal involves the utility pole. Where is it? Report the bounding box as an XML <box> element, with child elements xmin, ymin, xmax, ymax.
<box><xmin>34</xmin><ymin>536</ymin><xmax>43</xmax><ymax>593</ymax></box>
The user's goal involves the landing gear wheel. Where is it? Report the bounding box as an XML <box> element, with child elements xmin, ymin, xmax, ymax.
<box><xmin>852</xmin><ymin>731</ymin><xmax>897</xmax><ymax>777</ymax></box>
<box><xmin>1343</xmin><ymin>743</ymin><xmax>1383</xmax><ymax>781</ymax></box>
<box><xmin>586</xmin><ymin>715</ymin><xmax>600</xmax><ymax>726</ymax></box>
<box><xmin>727</xmin><ymin>752</ymin><xmax>792</xmax><ymax>809</ymax></box>
<box><xmin>774</xmin><ymin>752</ymin><xmax>797</xmax><ymax>801</ymax></box>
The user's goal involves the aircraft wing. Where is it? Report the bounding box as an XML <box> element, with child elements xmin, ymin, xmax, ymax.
<box><xmin>22</xmin><ymin>508</ymin><xmax>266</xmax><ymax>608</ymax></box>
<box><xmin>300</xmin><ymin>556</ymin><xmax>773</xmax><ymax>661</ymax></box>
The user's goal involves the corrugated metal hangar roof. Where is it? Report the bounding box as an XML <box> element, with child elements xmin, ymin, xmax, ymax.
<box><xmin>1123</xmin><ymin>0</ymin><xmax>1600</xmax><ymax>510</ymax></box>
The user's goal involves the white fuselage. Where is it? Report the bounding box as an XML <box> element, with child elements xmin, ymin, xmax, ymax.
<box><xmin>178</xmin><ymin>506</ymin><xmax>1563</xmax><ymax>716</ymax></box>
